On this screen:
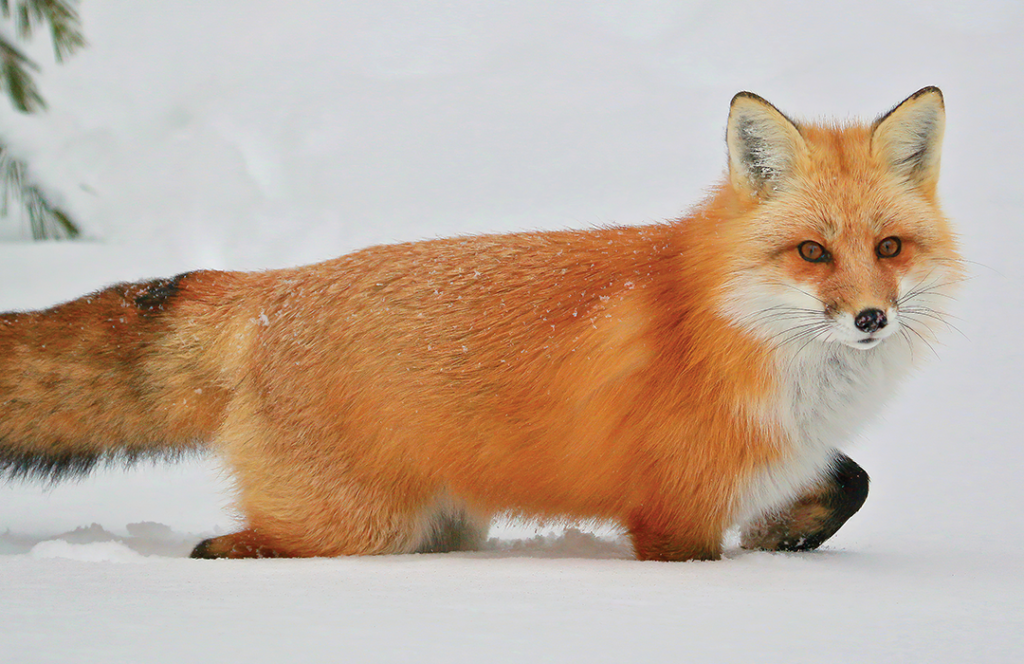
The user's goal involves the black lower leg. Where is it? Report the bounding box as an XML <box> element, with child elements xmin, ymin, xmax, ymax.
<box><xmin>741</xmin><ymin>453</ymin><xmax>870</xmax><ymax>552</ymax></box>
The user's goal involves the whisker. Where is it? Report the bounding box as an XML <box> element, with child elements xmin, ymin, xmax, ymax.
<box><xmin>771</xmin><ymin>323</ymin><xmax>832</xmax><ymax>359</ymax></box>
<box><xmin>769</xmin><ymin>281</ymin><xmax>829</xmax><ymax>307</ymax></box>
<box><xmin>900</xmin><ymin>309</ymin><xmax>968</xmax><ymax>341</ymax></box>
<box><xmin>905</xmin><ymin>272</ymin><xmax>974</xmax><ymax>301</ymax></box>
<box><xmin>898</xmin><ymin>281</ymin><xmax>961</xmax><ymax>305</ymax></box>
<box><xmin>778</xmin><ymin>326</ymin><xmax>828</xmax><ymax>348</ymax></box>
<box><xmin>904</xmin><ymin>308</ymin><xmax>966</xmax><ymax>324</ymax></box>
<box><xmin>791</xmin><ymin>325</ymin><xmax>831</xmax><ymax>359</ymax></box>
<box><xmin>901</xmin><ymin>320</ymin><xmax>940</xmax><ymax>359</ymax></box>
<box><xmin>898</xmin><ymin>269</ymin><xmax>971</xmax><ymax>306</ymax></box>
<box><xmin>734</xmin><ymin>305</ymin><xmax>820</xmax><ymax>326</ymax></box>
<box><xmin>746</xmin><ymin>309</ymin><xmax>821</xmax><ymax>323</ymax></box>
<box><xmin>931</xmin><ymin>256</ymin><xmax>1001</xmax><ymax>276</ymax></box>
<box><xmin>767</xmin><ymin>324</ymin><xmax>820</xmax><ymax>348</ymax></box>
<box><xmin>897</xmin><ymin>327</ymin><xmax>916</xmax><ymax>363</ymax></box>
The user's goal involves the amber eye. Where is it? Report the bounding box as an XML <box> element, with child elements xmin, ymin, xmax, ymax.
<box><xmin>798</xmin><ymin>241</ymin><xmax>830</xmax><ymax>263</ymax></box>
<box><xmin>876</xmin><ymin>236</ymin><xmax>902</xmax><ymax>258</ymax></box>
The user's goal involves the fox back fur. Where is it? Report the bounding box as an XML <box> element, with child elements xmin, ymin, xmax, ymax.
<box><xmin>0</xmin><ymin>88</ymin><xmax>961</xmax><ymax>561</ymax></box>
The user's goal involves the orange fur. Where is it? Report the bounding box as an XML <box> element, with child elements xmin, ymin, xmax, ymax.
<box><xmin>0</xmin><ymin>89</ymin><xmax>961</xmax><ymax>560</ymax></box>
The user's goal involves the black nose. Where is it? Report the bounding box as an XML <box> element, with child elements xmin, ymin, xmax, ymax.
<box><xmin>854</xmin><ymin>308</ymin><xmax>887</xmax><ymax>333</ymax></box>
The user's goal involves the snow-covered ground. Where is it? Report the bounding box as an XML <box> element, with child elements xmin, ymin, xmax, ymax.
<box><xmin>2</xmin><ymin>1</ymin><xmax>1024</xmax><ymax>661</ymax></box>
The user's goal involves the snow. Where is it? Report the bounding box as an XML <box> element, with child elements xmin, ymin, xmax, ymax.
<box><xmin>28</xmin><ymin>539</ymin><xmax>146</xmax><ymax>562</ymax></box>
<box><xmin>2</xmin><ymin>0</ymin><xmax>1024</xmax><ymax>661</ymax></box>
<box><xmin>3</xmin><ymin>547</ymin><xmax>1020</xmax><ymax>663</ymax></box>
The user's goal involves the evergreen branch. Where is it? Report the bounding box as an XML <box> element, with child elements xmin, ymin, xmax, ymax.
<box><xmin>0</xmin><ymin>34</ymin><xmax>43</xmax><ymax>112</ymax></box>
<box><xmin>30</xmin><ymin>0</ymin><xmax>86</xmax><ymax>61</ymax></box>
<box><xmin>2</xmin><ymin>1</ymin><xmax>85</xmax><ymax>62</ymax></box>
<box><xmin>0</xmin><ymin>0</ymin><xmax>85</xmax><ymax>239</ymax></box>
<box><xmin>0</xmin><ymin>139</ymin><xmax>80</xmax><ymax>239</ymax></box>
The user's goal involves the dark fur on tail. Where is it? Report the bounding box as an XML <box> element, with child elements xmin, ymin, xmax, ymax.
<box><xmin>0</xmin><ymin>447</ymin><xmax>196</xmax><ymax>484</ymax></box>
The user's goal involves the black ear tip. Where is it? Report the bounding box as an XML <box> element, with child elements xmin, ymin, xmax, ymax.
<box><xmin>731</xmin><ymin>91</ymin><xmax>769</xmax><ymax>107</ymax></box>
<box><xmin>905</xmin><ymin>86</ymin><xmax>944</xmax><ymax>110</ymax></box>
<box><xmin>874</xmin><ymin>87</ymin><xmax>946</xmax><ymax>127</ymax></box>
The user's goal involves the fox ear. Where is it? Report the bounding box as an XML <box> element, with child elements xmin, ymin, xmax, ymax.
<box><xmin>726</xmin><ymin>92</ymin><xmax>806</xmax><ymax>199</ymax></box>
<box><xmin>872</xmin><ymin>87</ymin><xmax>945</xmax><ymax>192</ymax></box>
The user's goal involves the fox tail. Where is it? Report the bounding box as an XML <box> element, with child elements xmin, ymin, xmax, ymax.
<box><xmin>0</xmin><ymin>270</ymin><xmax>245</xmax><ymax>482</ymax></box>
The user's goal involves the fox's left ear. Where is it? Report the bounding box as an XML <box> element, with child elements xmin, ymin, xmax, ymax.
<box><xmin>872</xmin><ymin>87</ymin><xmax>945</xmax><ymax>193</ymax></box>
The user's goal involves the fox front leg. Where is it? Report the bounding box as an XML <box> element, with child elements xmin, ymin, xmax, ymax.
<box><xmin>741</xmin><ymin>453</ymin><xmax>869</xmax><ymax>552</ymax></box>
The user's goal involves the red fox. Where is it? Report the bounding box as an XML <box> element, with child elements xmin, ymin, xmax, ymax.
<box><xmin>0</xmin><ymin>88</ymin><xmax>960</xmax><ymax>561</ymax></box>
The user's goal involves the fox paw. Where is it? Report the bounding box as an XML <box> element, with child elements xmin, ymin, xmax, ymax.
<box><xmin>742</xmin><ymin>454</ymin><xmax>869</xmax><ymax>552</ymax></box>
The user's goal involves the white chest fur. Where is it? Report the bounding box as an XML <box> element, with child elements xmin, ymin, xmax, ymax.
<box><xmin>732</xmin><ymin>339</ymin><xmax>915</xmax><ymax>526</ymax></box>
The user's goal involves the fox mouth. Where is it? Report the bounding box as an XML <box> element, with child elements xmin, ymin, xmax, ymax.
<box><xmin>836</xmin><ymin>330</ymin><xmax>890</xmax><ymax>350</ymax></box>
<box><xmin>845</xmin><ymin>329</ymin><xmax>894</xmax><ymax>350</ymax></box>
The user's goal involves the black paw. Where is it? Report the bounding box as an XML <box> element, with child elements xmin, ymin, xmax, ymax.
<box><xmin>742</xmin><ymin>453</ymin><xmax>869</xmax><ymax>552</ymax></box>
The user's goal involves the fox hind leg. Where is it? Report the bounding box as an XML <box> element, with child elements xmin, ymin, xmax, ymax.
<box><xmin>414</xmin><ymin>498</ymin><xmax>490</xmax><ymax>554</ymax></box>
<box><xmin>190</xmin><ymin>497</ymin><xmax>489</xmax><ymax>559</ymax></box>
<box><xmin>191</xmin><ymin>400</ymin><xmax>448</xmax><ymax>559</ymax></box>
<box><xmin>190</xmin><ymin>483</ymin><xmax>434</xmax><ymax>560</ymax></box>
<box><xmin>189</xmin><ymin>461</ymin><xmax>437</xmax><ymax>559</ymax></box>
<box><xmin>741</xmin><ymin>453</ymin><xmax>869</xmax><ymax>552</ymax></box>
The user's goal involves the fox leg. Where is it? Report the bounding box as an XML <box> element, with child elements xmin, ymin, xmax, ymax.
<box><xmin>190</xmin><ymin>474</ymin><xmax>435</xmax><ymax>560</ymax></box>
<box><xmin>627</xmin><ymin>503</ymin><xmax>727</xmax><ymax>562</ymax></box>
<box><xmin>740</xmin><ymin>453</ymin><xmax>869</xmax><ymax>552</ymax></box>
<box><xmin>191</xmin><ymin>488</ymin><xmax>489</xmax><ymax>559</ymax></box>
<box><xmin>190</xmin><ymin>421</ymin><xmax>440</xmax><ymax>559</ymax></box>
<box><xmin>628</xmin><ymin>519</ymin><xmax>723</xmax><ymax>561</ymax></box>
<box><xmin>191</xmin><ymin>423</ymin><xmax>494</xmax><ymax>559</ymax></box>
<box><xmin>414</xmin><ymin>499</ymin><xmax>491</xmax><ymax>554</ymax></box>
<box><xmin>195</xmin><ymin>462</ymin><xmax>445</xmax><ymax>559</ymax></box>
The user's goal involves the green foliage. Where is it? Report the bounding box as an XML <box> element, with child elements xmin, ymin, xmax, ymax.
<box><xmin>0</xmin><ymin>0</ymin><xmax>84</xmax><ymax>239</ymax></box>
<box><xmin>3</xmin><ymin>0</ymin><xmax>87</xmax><ymax>61</ymax></box>
<box><xmin>0</xmin><ymin>38</ymin><xmax>42</xmax><ymax>112</ymax></box>
<box><xmin>0</xmin><ymin>141</ymin><xmax>79</xmax><ymax>238</ymax></box>
<box><xmin>1</xmin><ymin>0</ymin><xmax>86</xmax><ymax>112</ymax></box>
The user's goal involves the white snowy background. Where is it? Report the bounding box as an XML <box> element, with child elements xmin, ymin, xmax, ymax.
<box><xmin>1</xmin><ymin>1</ymin><xmax>1023</xmax><ymax>661</ymax></box>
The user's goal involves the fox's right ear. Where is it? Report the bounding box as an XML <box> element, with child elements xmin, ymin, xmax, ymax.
<box><xmin>726</xmin><ymin>92</ymin><xmax>806</xmax><ymax>200</ymax></box>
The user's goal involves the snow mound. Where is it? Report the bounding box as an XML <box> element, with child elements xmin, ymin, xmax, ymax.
<box><xmin>1</xmin><ymin>521</ymin><xmax>203</xmax><ymax>558</ymax></box>
<box><xmin>485</xmin><ymin>526</ymin><xmax>633</xmax><ymax>559</ymax></box>
<box><xmin>29</xmin><ymin>539</ymin><xmax>146</xmax><ymax>563</ymax></box>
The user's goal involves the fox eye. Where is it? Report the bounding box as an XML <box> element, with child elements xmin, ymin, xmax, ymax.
<box><xmin>876</xmin><ymin>236</ymin><xmax>902</xmax><ymax>258</ymax></box>
<box><xmin>798</xmin><ymin>241</ymin><xmax>830</xmax><ymax>263</ymax></box>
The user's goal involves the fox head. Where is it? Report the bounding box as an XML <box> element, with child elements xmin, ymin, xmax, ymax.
<box><xmin>718</xmin><ymin>87</ymin><xmax>962</xmax><ymax>355</ymax></box>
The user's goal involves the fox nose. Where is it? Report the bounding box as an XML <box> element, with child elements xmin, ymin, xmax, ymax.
<box><xmin>854</xmin><ymin>308</ymin><xmax>887</xmax><ymax>333</ymax></box>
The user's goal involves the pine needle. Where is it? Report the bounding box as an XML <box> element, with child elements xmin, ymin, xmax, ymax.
<box><xmin>0</xmin><ymin>0</ymin><xmax>84</xmax><ymax>239</ymax></box>
<box><xmin>0</xmin><ymin>36</ymin><xmax>44</xmax><ymax>112</ymax></box>
<box><xmin>0</xmin><ymin>138</ymin><xmax>80</xmax><ymax>239</ymax></box>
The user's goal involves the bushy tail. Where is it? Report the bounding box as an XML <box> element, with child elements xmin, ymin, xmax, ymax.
<box><xmin>0</xmin><ymin>270</ymin><xmax>245</xmax><ymax>482</ymax></box>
